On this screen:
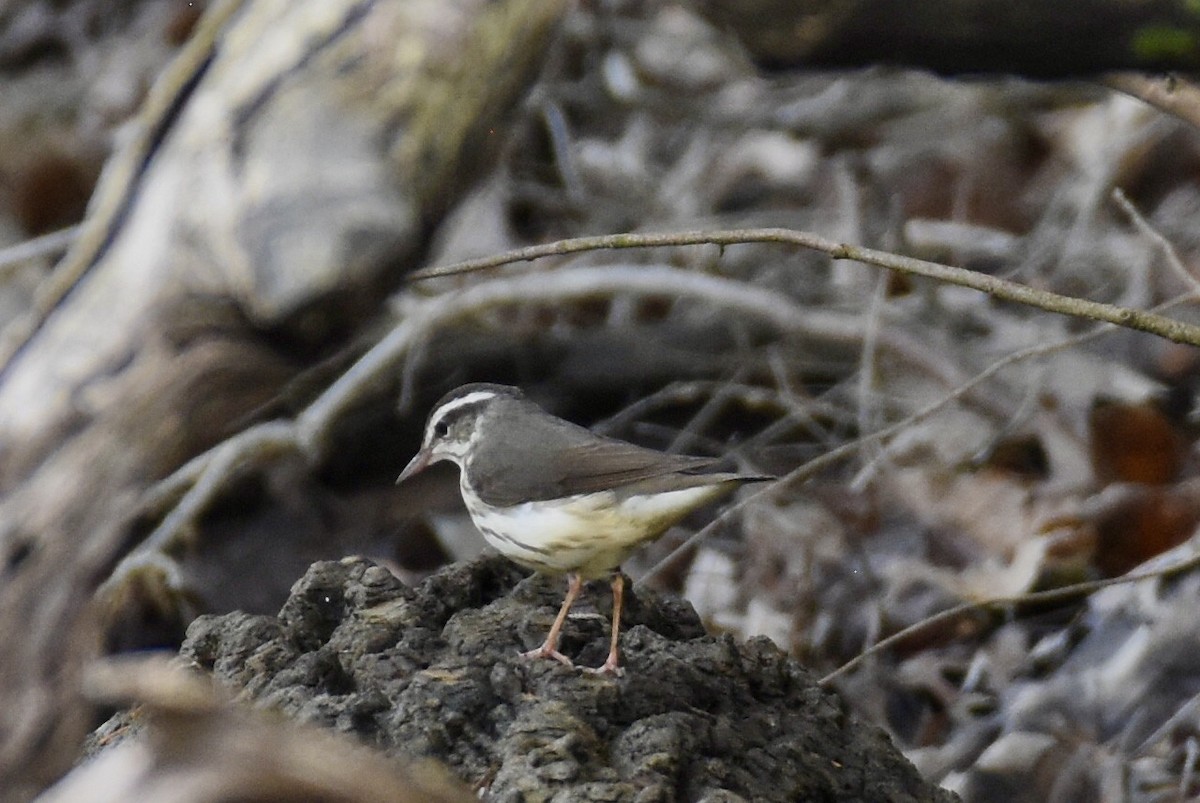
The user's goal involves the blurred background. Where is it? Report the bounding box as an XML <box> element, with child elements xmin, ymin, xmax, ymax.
<box><xmin>4</xmin><ymin>0</ymin><xmax>1200</xmax><ymax>800</ymax></box>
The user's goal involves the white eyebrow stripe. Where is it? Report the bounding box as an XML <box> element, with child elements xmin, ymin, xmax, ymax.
<box><xmin>427</xmin><ymin>390</ymin><xmax>500</xmax><ymax>433</ymax></box>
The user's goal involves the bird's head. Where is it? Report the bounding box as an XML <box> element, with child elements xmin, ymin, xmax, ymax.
<box><xmin>396</xmin><ymin>383</ymin><xmax>524</xmax><ymax>482</ymax></box>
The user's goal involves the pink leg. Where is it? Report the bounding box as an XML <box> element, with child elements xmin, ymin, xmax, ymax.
<box><xmin>586</xmin><ymin>574</ymin><xmax>625</xmax><ymax>676</ymax></box>
<box><xmin>521</xmin><ymin>573</ymin><xmax>583</xmax><ymax>667</ymax></box>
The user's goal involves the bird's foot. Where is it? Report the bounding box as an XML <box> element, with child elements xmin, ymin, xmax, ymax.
<box><xmin>520</xmin><ymin>645</ymin><xmax>574</xmax><ymax>667</ymax></box>
<box><xmin>582</xmin><ymin>656</ymin><xmax>624</xmax><ymax>677</ymax></box>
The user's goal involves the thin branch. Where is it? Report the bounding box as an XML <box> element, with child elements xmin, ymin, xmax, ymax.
<box><xmin>0</xmin><ymin>226</ymin><xmax>80</xmax><ymax>278</ymax></box>
<box><xmin>102</xmin><ymin>423</ymin><xmax>298</xmax><ymax>596</ymax></box>
<box><xmin>1105</xmin><ymin>72</ymin><xmax>1200</xmax><ymax>132</ymax></box>
<box><xmin>820</xmin><ymin>548</ymin><xmax>1200</xmax><ymax>686</ymax></box>
<box><xmin>1112</xmin><ymin>187</ymin><xmax>1200</xmax><ymax>296</ymax></box>
<box><xmin>410</xmin><ymin>228</ymin><xmax>1200</xmax><ymax>346</ymax></box>
<box><xmin>855</xmin><ymin>272</ymin><xmax>888</xmax><ymax>461</ymax></box>
<box><xmin>667</xmin><ymin>368</ymin><xmax>745</xmax><ymax>455</ymax></box>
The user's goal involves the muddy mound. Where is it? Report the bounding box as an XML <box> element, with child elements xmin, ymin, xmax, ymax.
<box><xmin>177</xmin><ymin>556</ymin><xmax>953</xmax><ymax>802</ymax></box>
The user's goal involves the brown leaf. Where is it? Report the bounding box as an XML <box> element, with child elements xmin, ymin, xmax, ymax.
<box><xmin>1088</xmin><ymin>398</ymin><xmax>1187</xmax><ymax>485</ymax></box>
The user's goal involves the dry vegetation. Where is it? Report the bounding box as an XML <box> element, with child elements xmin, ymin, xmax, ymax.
<box><xmin>4</xmin><ymin>0</ymin><xmax>1200</xmax><ymax>801</ymax></box>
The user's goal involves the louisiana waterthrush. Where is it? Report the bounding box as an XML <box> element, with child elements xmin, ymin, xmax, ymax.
<box><xmin>397</xmin><ymin>383</ymin><xmax>771</xmax><ymax>675</ymax></box>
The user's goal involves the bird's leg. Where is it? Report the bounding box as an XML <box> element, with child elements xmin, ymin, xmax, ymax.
<box><xmin>585</xmin><ymin>572</ymin><xmax>625</xmax><ymax>677</ymax></box>
<box><xmin>521</xmin><ymin>572</ymin><xmax>583</xmax><ymax>667</ymax></box>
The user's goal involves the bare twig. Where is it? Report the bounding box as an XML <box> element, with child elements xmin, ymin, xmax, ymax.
<box><xmin>103</xmin><ymin>422</ymin><xmax>298</xmax><ymax>595</ymax></box>
<box><xmin>1106</xmin><ymin>72</ymin><xmax>1200</xmax><ymax>132</ymax></box>
<box><xmin>820</xmin><ymin>547</ymin><xmax>1200</xmax><ymax>686</ymax></box>
<box><xmin>1112</xmin><ymin>187</ymin><xmax>1200</xmax><ymax>296</ymax></box>
<box><xmin>667</xmin><ymin>368</ymin><xmax>746</xmax><ymax>455</ymax></box>
<box><xmin>855</xmin><ymin>272</ymin><xmax>888</xmax><ymax>461</ymax></box>
<box><xmin>0</xmin><ymin>226</ymin><xmax>80</xmax><ymax>278</ymax></box>
<box><xmin>409</xmin><ymin>228</ymin><xmax>1200</xmax><ymax>346</ymax></box>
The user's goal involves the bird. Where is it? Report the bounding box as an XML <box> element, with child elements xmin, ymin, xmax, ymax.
<box><xmin>396</xmin><ymin>382</ymin><xmax>772</xmax><ymax>675</ymax></box>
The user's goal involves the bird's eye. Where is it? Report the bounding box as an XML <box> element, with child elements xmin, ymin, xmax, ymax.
<box><xmin>433</xmin><ymin>420</ymin><xmax>450</xmax><ymax>439</ymax></box>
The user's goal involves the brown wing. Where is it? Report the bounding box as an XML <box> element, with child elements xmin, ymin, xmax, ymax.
<box><xmin>469</xmin><ymin>400</ymin><xmax>721</xmax><ymax>507</ymax></box>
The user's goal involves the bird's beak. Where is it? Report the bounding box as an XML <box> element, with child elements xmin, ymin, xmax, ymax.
<box><xmin>396</xmin><ymin>448</ymin><xmax>432</xmax><ymax>484</ymax></box>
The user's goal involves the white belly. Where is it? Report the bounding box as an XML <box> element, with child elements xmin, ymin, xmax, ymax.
<box><xmin>461</xmin><ymin>481</ymin><xmax>733</xmax><ymax>578</ymax></box>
